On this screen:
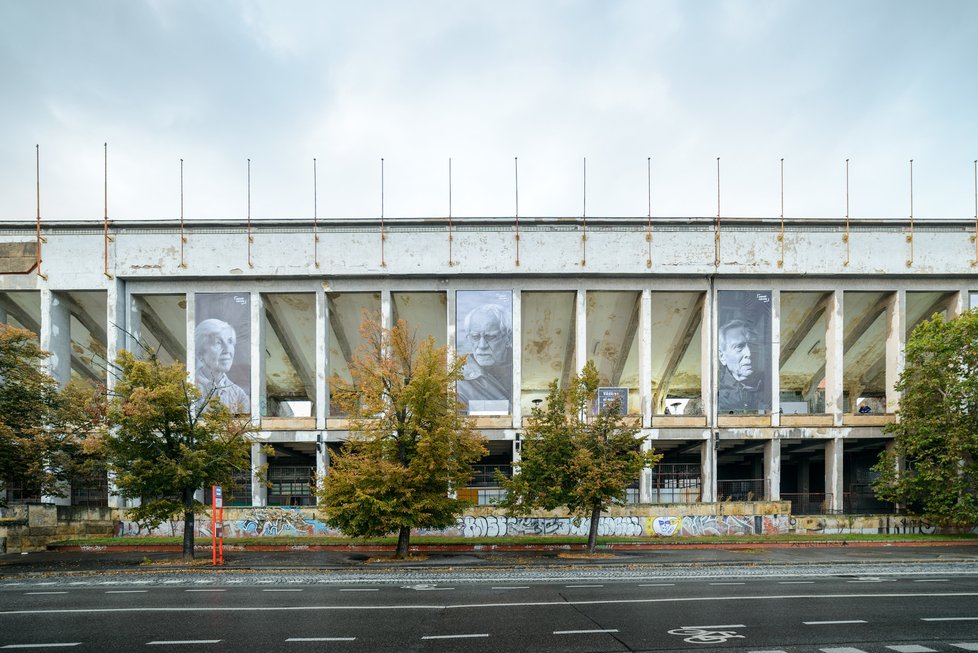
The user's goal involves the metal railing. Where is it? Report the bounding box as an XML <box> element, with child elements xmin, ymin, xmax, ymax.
<box><xmin>717</xmin><ymin>479</ymin><xmax>767</xmax><ymax>502</ymax></box>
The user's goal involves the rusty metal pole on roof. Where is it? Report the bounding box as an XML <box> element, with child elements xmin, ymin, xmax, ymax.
<box><xmin>447</xmin><ymin>157</ymin><xmax>454</xmax><ymax>267</ymax></box>
<box><xmin>777</xmin><ymin>158</ymin><xmax>785</xmax><ymax>268</ymax></box>
<box><xmin>906</xmin><ymin>159</ymin><xmax>914</xmax><ymax>268</ymax></box>
<box><xmin>646</xmin><ymin>156</ymin><xmax>652</xmax><ymax>269</ymax></box>
<box><xmin>313</xmin><ymin>158</ymin><xmax>320</xmax><ymax>269</ymax></box>
<box><xmin>714</xmin><ymin>157</ymin><xmax>721</xmax><ymax>267</ymax></box>
<box><xmin>380</xmin><ymin>158</ymin><xmax>386</xmax><ymax>268</ymax></box>
<box><xmin>843</xmin><ymin>159</ymin><xmax>851</xmax><ymax>267</ymax></box>
<box><xmin>514</xmin><ymin>157</ymin><xmax>520</xmax><ymax>267</ymax></box>
<box><xmin>103</xmin><ymin>143</ymin><xmax>113</xmax><ymax>279</ymax></box>
<box><xmin>180</xmin><ymin>159</ymin><xmax>187</xmax><ymax>268</ymax></box>
<box><xmin>581</xmin><ymin>157</ymin><xmax>587</xmax><ymax>267</ymax></box>
<box><xmin>972</xmin><ymin>160</ymin><xmax>977</xmax><ymax>267</ymax></box>
<box><xmin>35</xmin><ymin>144</ymin><xmax>46</xmax><ymax>280</ymax></box>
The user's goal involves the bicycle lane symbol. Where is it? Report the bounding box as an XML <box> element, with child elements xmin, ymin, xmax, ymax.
<box><xmin>667</xmin><ymin>624</ymin><xmax>746</xmax><ymax>644</ymax></box>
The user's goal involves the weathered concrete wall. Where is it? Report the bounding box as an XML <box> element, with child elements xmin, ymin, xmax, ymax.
<box><xmin>0</xmin><ymin>505</ymin><xmax>115</xmax><ymax>553</ymax></box>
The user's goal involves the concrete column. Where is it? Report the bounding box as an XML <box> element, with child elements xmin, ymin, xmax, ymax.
<box><xmin>885</xmin><ymin>438</ymin><xmax>904</xmax><ymax>513</ymax></box>
<box><xmin>447</xmin><ymin>288</ymin><xmax>457</xmax><ymax>364</ymax></box>
<box><xmin>511</xmin><ymin>289</ymin><xmax>522</xmax><ymax>428</ymax></box>
<box><xmin>107</xmin><ymin>470</ymin><xmax>125</xmax><ymax>509</ymax></box>
<box><xmin>798</xmin><ymin>459</ymin><xmax>810</xmax><ymax>494</ymax></box>
<box><xmin>885</xmin><ymin>290</ymin><xmax>905</xmax><ymax>414</ymax></box>
<box><xmin>950</xmin><ymin>289</ymin><xmax>968</xmax><ymax>318</ymax></box>
<box><xmin>700</xmin><ymin>439</ymin><xmax>717</xmax><ymax>503</ymax></box>
<box><xmin>764</xmin><ymin>438</ymin><xmax>781</xmax><ymax>501</ymax></box>
<box><xmin>251</xmin><ymin>443</ymin><xmax>268</xmax><ymax>507</ymax></box>
<box><xmin>825</xmin><ymin>438</ymin><xmax>844</xmax><ymax>513</ymax></box>
<box><xmin>251</xmin><ymin>291</ymin><xmax>264</xmax><ymax>420</ymax></box>
<box><xmin>511</xmin><ymin>435</ymin><xmax>521</xmax><ymax>465</ymax></box>
<box><xmin>639</xmin><ymin>289</ymin><xmax>652</xmax><ymax>428</ymax></box>
<box><xmin>129</xmin><ymin>296</ymin><xmax>144</xmax><ymax>358</ymax></box>
<box><xmin>315</xmin><ymin>288</ymin><xmax>328</xmax><ymax>428</ymax></box>
<box><xmin>702</xmin><ymin>289</ymin><xmax>715</xmax><ymax>425</ymax></box>
<box><xmin>380</xmin><ymin>289</ymin><xmax>391</xmax><ymax>331</ymax></box>
<box><xmin>186</xmin><ymin>292</ymin><xmax>196</xmax><ymax>382</ymax></box>
<box><xmin>639</xmin><ymin>437</ymin><xmax>653</xmax><ymax>504</ymax></box>
<box><xmin>825</xmin><ymin>290</ymin><xmax>844</xmax><ymax>425</ymax></box>
<box><xmin>315</xmin><ymin>438</ymin><xmax>329</xmax><ymax>506</ymax></box>
<box><xmin>770</xmin><ymin>290</ymin><xmax>781</xmax><ymax>423</ymax></box>
<box><xmin>40</xmin><ymin>288</ymin><xmax>71</xmax><ymax>388</ymax></box>
<box><xmin>575</xmin><ymin>289</ymin><xmax>587</xmax><ymax>375</ymax></box>
<box><xmin>106</xmin><ymin>279</ymin><xmax>125</xmax><ymax>391</ymax></box>
<box><xmin>0</xmin><ymin>304</ymin><xmax>7</xmax><ymax>323</ymax></box>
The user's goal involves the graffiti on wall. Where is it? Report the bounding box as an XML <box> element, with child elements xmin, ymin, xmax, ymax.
<box><xmin>458</xmin><ymin>516</ymin><xmax>647</xmax><ymax>538</ymax></box>
<box><xmin>649</xmin><ymin>515</ymin><xmax>789</xmax><ymax>537</ymax></box>
<box><xmin>235</xmin><ymin>507</ymin><xmax>337</xmax><ymax>537</ymax></box>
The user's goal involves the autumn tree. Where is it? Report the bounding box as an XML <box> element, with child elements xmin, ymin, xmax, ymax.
<box><xmin>0</xmin><ymin>324</ymin><xmax>100</xmax><ymax>505</ymax></box>
<box><xmin>319</xmin><ymin>318</ymin><xmax>486</xmax><ymax>558</ymax></box>
<box><xmin>499</xmin><ymin>361</ymin><xmax>661</xmax><ymax>553</ymax></box>
<box><xmin>103</xmin><ymin>351</ymin><xmax>257</xmax><ymax>558</ymax></box>
<box><xmin>872</xmin><ymin>309</ymin><xmax>978</xmax><ymax>527</ymax></box>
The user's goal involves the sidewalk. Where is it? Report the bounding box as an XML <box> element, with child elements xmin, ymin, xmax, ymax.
<box><xmin>3</xmin><ymin>541</ymin><xmax>977</xmax><ymax>576</ymax></box>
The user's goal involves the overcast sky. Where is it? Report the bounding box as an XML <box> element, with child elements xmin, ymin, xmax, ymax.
<box><xmin>1</xmin><ymin>0</ymin><xmax>976</xmax><ymax>221</ymax></box>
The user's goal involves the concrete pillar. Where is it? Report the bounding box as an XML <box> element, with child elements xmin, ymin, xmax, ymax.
<box><xmin>885</xmin><ymin>290</ymin><xmax>905</xmax><ymax>414</ymax></box>
<box><xmin>764</xmin><ymin>438</ymin><xmax>781</xmax><ymax>501</ymax></box>
<box><xmin>315</xmin><ymin>288</ymin><xmax>327</xmax><ymax>428</ymax></box>
<box><xmin>380</xmin><ymin>289</ymin><xmax>391</xmax><ymax>332</ymax></box>
<box><xmin>106</xmin><ymin>279</ymin><xmax>126</xmax><ymax>391</ymax></box>
<box><xmin>639</xmin><ymin>289</ymin><xmax>652</xmax><ymax>428</ymax></box>
<box><xmin>512</xmin><ymin>289</ymin><xmax>522</xmax><ymax>428</ymax></box>
<box><xmin>251</xmin><ymin>443</ymin><xmax>268</xmax><ymax>507</ymax></box>
<box><xmin>700</xmin><ymin>439</ymin><xmax>716</xmax><ymax>503</ymax></box>
<box><xmin>702</xmin><ymin>289</ymin><xmax>715</xmax><ymax>425</ymax></box>
<box><xmin>0</xmin><ymin>304</ymin><xmax>7</xmax><ymax>323</ymax></box>
<box><xmin>825</xmin><ymin>290</ymin><xmax>844</xmax><ymax>425</ymax></box>
<box><xmin>639</xmin><ymin>437</ymin><xmax>653</xmax><ymax>504</ymax></box>
<box><xmin>315</xmin><ymin>437</ymin><xmax>329</xmax><ymax>506</ymax></box>
<box><xmin>107</xmin><ymin>470</ymin><xmax>125</xmax><ymax>509</ymax></box>
<box><xmin>186</xmin><ymin>292</ymin><xmax>196</xmax><ymax>382</ymax></box>
<box><xmin>128</xmin><ymin>296</ymin><xmax>145</xmax><ymax>358</ymax></box>
<box><xmin>575</xmin><ymin>289</ymin><xmax>587</xmax><ymax>375</ymax></box>
<box><xmin>771</xmin><ymin>290</ymin><xmax>781</xmax><ymax>423</ymax></box>
<box><xmin>40</xmin><ymin>288</ymin><xmax>71</xmax><ymax>388</ymax></box>
<box><xmin>251</xmin><ymin>291</ymin><xmax>264</xmax><ymax>420</ymax></box>
<box><xmin>825</xmin><ymin>438</ymin><xmax>844</xmax><ymax>513</ymax></box>
<box><xmin>798</xmin><ymin>459</ymin><xmax>810</xmax><ymax>495</ymax></box>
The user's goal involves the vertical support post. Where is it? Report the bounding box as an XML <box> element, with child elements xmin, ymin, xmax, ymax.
<box><xmin>825</xmin><ymin>290</ymin><xmax>844</xmax><ymax>425</ymax></box>
<box><xmin>315</xmin><ymin>288</ymin><xmax>328</xmax><ymax>428</ymax></box>
<box><xmin>885</xmin><ymin>290</ymin><xmax>905</xmax><ymax>415</ymax></box>
<box><xmin>40</xmin><ymin>288</ymin><xmax>71</xmax><ymax>388</ymax></box>
<box><xmin>824</xmin><ymin>438</ymin><xmax>844</xmax><ymax>513</ymax></box>
<box><xmin>951</xmin><ymin>289</ymin><xmax>968</xmax><ymax>318</ymax></box>
<box><xmin>106</xmin><ymin>278</ymin><xmax>125</xmax><ymax>391</ymax></box>
<box><xmin>575</xmin><ymin>289</ymin><xmax>587</xmax><ymax>375</ymax></box>
<box><xmin>771</xmin><ymin>289</ymin><xmax>781</xmax><ymax>424</ymax></box>
<box><xmin>639</xmin><ymin>437</ymin><xmax>653</xmax><ymax>504</ymax></box>
<box><xmin>639</xmin><ymin>289</ymin><xmax>652</xmax><ymax>428</ymax></box>
<box><xmin>129</xmin><ymin>296</ymin><xmax>145</xmax><ymax>358</ymax></box>
<box><xmin>186</xmin><ymin>292</ymin><xmax>196</xmax><ymax>382</ymax></box>
<box><xmin>0</xmin><ymin>305</ymin><xmax>6</xmax><ymax>324</ymax></box>
<box><xmin>764</xmin><ymin>438</ymin><xmax>781</xmax><ymax>501</ymax></box>
<box><xmin>701</xmin><ymin>288</ymin><xmax>715</xmax><ymax>424</ymax></box>
<box><xmin>511</xmin><ymin>289</ymin><xmax>522</xmax><ymax>429</ymax></box>
<box><xmin>380</xmin><ymin>289</ymin><xmax>391</xmax><ymax>332</ymax></box>
<box><xmin>700</xmin><ymin>439</ymin><xmax>717</xmax><ymax>503</ymax></box>
<box><xmin>251</xmin><ymin>291</ymin><xmax>265</xmax><ymax>421</ymax></box>
<box><xmin>315</xmin><ymin>436</ymin><xmax>329</xmax><ymax>507</ymax></box>
<box><xmin>251</xmin><ymin>443</ymin><xmax>268</xmax><ymax>507</ymax></box>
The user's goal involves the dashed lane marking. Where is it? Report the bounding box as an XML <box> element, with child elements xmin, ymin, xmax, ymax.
<box><xmin>554</xmin><ymin>629</ymin><xmax>619</xmax><ymax>635</ymax></box>
<box><xmin>24</xmin><ymin>592</ymin><xmax>67</xmax><ymax>595</ymax></box>
<box><xmin>184</xmin><ymin>589</ymin><xmax>225</xmax><ymax>593</ymax></box>
<box><xmin>639</xmin><ymin>583</ymin><xmax>675</xmax><ymax>587</ymax></box>
<box><xmin>147</xmin><ymin>641</ymin><xmax>221</xmax><ymax>646</ymax></box>
<box><xmin>806</xmin><ymin>621</ymin><xmax>867</xmax><ymax>625</ymax></box>
<box><xmin>914</xmin><ymin>579</ymin><xmax>949</xmax><ymax>583</ymax></box>
<box><xmin>0</xmin><ymin>644</ymin><xmax>81</xmax><ymax>649</ymax></box>
<box><xmin>106</xmin><ymin>591</ymin><xmax>148</xmax><ymax>594</ymax></box>
<box><xmin>949</xmin><ymin>645</ymin><xmax>978</xmax><ymax>651</ymax></box>
<box><xmin>263</xmin><ymin>589</ymin><xmax>302</xmax><ymax>592</ymax></box>
<box><xmin>682</xmin><ymin>624</ymin><xmax>746</xmax><ymax>629</ymax></box>
<box><xmin>922</xmin><ymin>618</ymin><xmax>978</xmax><ymax>622</ymax></box>
<box><xmin>779</xmin><ymin>581</ymin><xmax>815</xmax><ymax>584</ymax></box>
<box><xmin>421</xmin><ymin>634</ymin><xmax>488</xmax><ymax>640</ymax></box>
<box><xmin>339</xmin><ymin>589</ymin><xmax>378</xmax><ymax>592</ymax></box>
<box><xmin>565</xmin><ymin>584</ymin><xmax>603</xmax><ymax>588</ymax></box>
<box><xmin>886</xmin><ymin>645</ymin><xmax>937</xmax><ymax>652</ymax></box>
<box><xmin>491</xmin><ymin>587</ymin><xmax>529</xmax><ymax>590</ymax></box>
<box><xmin>820</xmin><ymin>648</ymin><xmax>868</xmax><ymax>653</ymax></box>
<box><xmin>710</xmin><ymin>582</ymin><xmax>745</xmax><ymax>585</ymax></box>
<box><xmin>285</xmin><ymin>638</ymin><xmax>355</xmax><ymax>642</ymax></box>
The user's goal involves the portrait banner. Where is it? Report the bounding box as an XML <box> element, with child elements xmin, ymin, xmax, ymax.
<box><xmin>456</xmin><ymin>290</ymin><xmax>513</xmax><ymax>414</ymax></box>
<box><xmin>194</xmin><ymin>293</ymin><xmax>251</xmax><ymax>414</ymax></box>
<box><xmin>717</xmin><ymin>290</ymin><xmax>771</xmax><ymax>415</ymax></box>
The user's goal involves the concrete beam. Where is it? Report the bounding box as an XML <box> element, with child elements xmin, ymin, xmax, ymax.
<box><xmin>609</xmin><ymin>292</ymin><xmax>641</xmax><ymax>386</ymax></box>
<box><xmin>135</xmin><ymin>296</ymin><xmax>185</xmax><ymax>362</ymax></box>
<box><xmin>779</xmin><ymin>292</ymin><xmax>830</xmax><ymax>366</ymax></box>
<box><xmin>263</xmin><ymin>300</ymin><xmax>316</xmax><ymax>402</ymax></box>
<box><xmin>652</xmin><ymin>293</ymin><xmax>704</xmax><ymax>413</ymax></box>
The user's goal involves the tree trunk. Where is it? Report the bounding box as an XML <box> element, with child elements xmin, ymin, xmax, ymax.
<box><xmin>182</xmin><ymin>488</ymin><xmax>195</xmax><ymax>560</ymax></box>
<box><xmin>395</xmin><ymin>526</ymin><xmax>411</xmax><ymax>558</ymax></box>
<box><xmin>586</xmin><ymin>503</ymin><xmax>602</xmax><ymax>554</ymax></box>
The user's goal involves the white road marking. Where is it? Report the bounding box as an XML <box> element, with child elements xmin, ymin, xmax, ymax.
<box><xmin>682</xmin><ymin>624</ymin><xmax>746</xmax><ymax>629</ymax></box>
<box><xmin>421</xmin><ymin>634</ymin><xmax>488</xmax><ymax>640</ymax></box>
<box><xmin>415</xmin><ymin>587</ymin><xmax>453</xmax><ymax>591</ymax></box>
<box><xmin>24</xmin><ymin>592</ymin><xmax>67</xmax><ymax>595</ymax></box>
<box><xmin>748</xmin><ymin>650</ymin><xmax>788</xmax><ymax>653</ymax></box>
<box><xmin>147</xmin><ymin>641</ymin><xmax>221</xmax><ymax>646</ymax></box>
<box><xmin>106</xmin><ymin>590</ymin><xmax>148</xmax><ymax>594</ymax></box>
<box><xmin>491</xmin><ymin>586</ymin><xmax>529</xmax><ymax>590</ymax></box>
<box><xmin>339</xmin><ymin>589</ymin><xmax>378</xmax><ymax>592</ymax></box>
<box><xmin>886</xmin><ymin>645</ymin><xmax>937</xmax><ymax>652</ymax></box>
<box><xmin>922</xmin><ymin>618</ymin><xmax>978</xmax><ymax>622</ymax></box>
<box><xmin>3</xmin><ymin>591</ymin><xmax>976</xmax><ymax>616</ymax></box>
<box><xmin>948</xmin><ymin>645</ymin><xmax>978</xmax><ymax>651</ymax></box>
<box><xmin>554</xmin><ymin>629</ymin><xmax>619</xmax><ymax>635</ymax></box>
<box><xmin>913</xmin><ymin>579</ymin><xmax>949</xmax><ymax>583</ymax></box>
<box><xmin>184</xmin><ymin>589</ymin><xmax>225</xmax><ymax>593</ymax></box>
<box><xmin>263</xmin><ymin>589</ymin><xmax>302</xmax><ymax>592</ymax></box>
<box><xmin>779</xmin><ymin>581</ymin><xmax>814</xmax><ymax>584</ymax></box>
<box><xmin>565</xmin><ymin>584</ymin><xmax>603</xmax><ymax>588</ymax></box>
<box><xmin>710</xmin><ymin>582</ymin><xmax>745</xmax><ymax>585</ymax></box>
<box><xmin>820</xmin><ymin>648</ymin><xmax>868</xmax><ymax>653</ymax></box>
<box><xmin>639</xmin><ymin>583</ymin><xmax>675</xmax><ymax>587</ymax></box>
<box><xmin>285</xmin><ymin>638</ymin><xmax>355</xmax><ymax>642</ymax></box>
<box><xmin>805</xmin><ymin>620</ymin><xmax>867</xmax><ymax>625</ymax></box>
<box><xmin>0</xmin><ymin>645</ymin><xmax>81</xmax><ymax>650</ymax></box>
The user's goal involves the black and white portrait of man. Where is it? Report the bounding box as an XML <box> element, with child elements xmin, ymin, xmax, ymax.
<box><xmin>456</xmin><ymin>290</ymin><xmax>513</xmax><ymax>414</ymax></box>
<box><xmin>717</xmin><ymin>290</ymin><xmax>771</xmax><ymax>415</ymax></box>
<box><xmin>194</xmin><ymin>293</ymin><xmax>251</xmax><ymax>413</ymax></box>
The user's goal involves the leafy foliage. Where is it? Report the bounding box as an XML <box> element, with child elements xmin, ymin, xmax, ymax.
<box><xmin>498</xmin><ymin>361</ymin><xmax>661</xmax><ymax>552</ymax></box>
<box><xmin>319</xmin><ymin>318</ymin><xmax>486</xmax><ymax>557</ymax></box>
<box><xmin>0</xmin><ymin>324</ymin><xmax>100</xmax><ymax>505</ymax></box>
<box><xmin>103</xmin><ymin>351</ymin><xmax>258</xmax><ymax>556</ymax></box>
<box><xmin>872</xmin><ymin>309</ymin><xmax>978</xmax><ymax>527</ymax></box>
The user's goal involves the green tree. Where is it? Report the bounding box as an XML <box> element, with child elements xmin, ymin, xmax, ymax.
<box><xmin>319</xmin><ymin>318</ymin><xmax>486</xmax><ymax>558</ymax></box>
<box><xmin>872</xmin><ymin>309</ymin><xmax>978</xmax><ymax>527</ymax></box>
<box><xmin>104</xmin><ymin>351</ymin><xmax>257</xmax><ymax>558</ymax></box>
<box><xmin>499</xmin><ymin>361</ymin><xmax>661</xmax><ymax>553</ymax></box>
<box><xmin>0</xmin><ymin>324</ymin><xmax>99</xmax><ymax>505</ymax></box>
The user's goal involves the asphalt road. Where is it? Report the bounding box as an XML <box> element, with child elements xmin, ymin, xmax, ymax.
<box><xmin>2</xmin><ymin>571</ymin><xmax>977</xmax><ymax>652</ymax></box>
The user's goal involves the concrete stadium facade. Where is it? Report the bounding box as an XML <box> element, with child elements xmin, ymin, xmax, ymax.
<box><xmin>1</xmin><ymin>214</ymin><xmax>976</xmax><ymax>515</ymax></box>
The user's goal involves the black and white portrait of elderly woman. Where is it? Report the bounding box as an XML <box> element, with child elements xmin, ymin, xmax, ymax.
<box><xmin>194</xmin><ymin>318</ymin><xmax>250</xmax><ymax>413</ymax></box>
